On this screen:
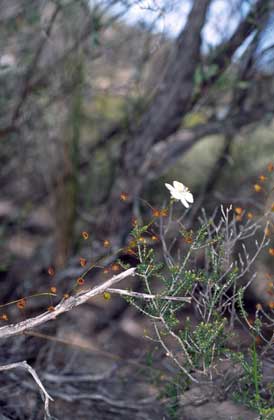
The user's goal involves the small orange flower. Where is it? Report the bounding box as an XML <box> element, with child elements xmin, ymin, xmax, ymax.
<box><xmin>50</xmin><ymin>286</ymin><xmax>57</xmax><ymax>294</ymax></box>
<box><xmin>77</xmin><ymin>277</ymin><xmax>85</xmax><ymax>285</ymax></box>
<box><xmin>267</xmin><ymin>162</ymin><xmax>274</xmax><ymax>172</ymax></box>
<box><xmin>268</xmin><ymin>248</ymin><xmax>274</xmax><ymax>256</ymax></box>
<box><xmin>160</xmin><ymin>208</ymin><xmax>168</xmax><ymax>217</ymax></box>
<box><xmin>47</xmin><ymin>306</ymin><xmax>55</xmax><ymax>312</ymax></box>
<box><xmin>268</xmin><ymin>302</ymin><xmax>274</xmax><ymax>309</ymax></box>
<box><xmin>125</xmin><ymin>247</ymin><xmax>136</xmax><ymax>256</ymax></box>
<box><xmin>254</xmin><ymin>184</ymin><xmax>262</xmax><ymax>192</ymax></box>
<box><xmin>63</xmin><ymin>293</ymin><xmax>69</xmax><ymax>299</ymax></box>
<box><xmin>82</xmin><ymin>231</ymin><xmax>89</xmax><ymax>240</ymax></box>
<box><xmin>111</xmin><ymin>263</ymin><xmax>120</xmax><ymax>273</ymax></box>
<box><xmin>259</xmin><ymin>175</ymin><xmax>267</xmax><ymax>182</ymax></box>
<box><xmin>138</xmin><ymin>237</ymin><xmax>147</xmax><ymax>244</ymax></box>
<box><xmin>152</xmin><ymin>208</ymin><xmax>161</xmax><ymax>217</ymax></box>
<box><xmin>235</xmin><ymin>207</ymin><xmax>243</xmax><ymax>215</ymax></box>
<box><xmin>256</xmin><ymin>303</ymin><xmax>262</xmax><ymax>311</ymax></box>
<box><xmin>103</xmin><ymin>292</ymin><xmax>111</xmax><ymax>300</ymax></box>
<box><xmin>255</xmin><ymin>336</ymin><xmax>262</xmax><ymax>345</ymax></box>
<box><xmin>247</xmin><ymin>212</ymin><xmax>253</xmax><ymax>219</ymax></box>
<box><xmin>1</xmin><ymin>314</ymin><xmax>8</xmax><ymax>321</ymax></box>
<box><xmin>48</xmin><ymin>266</ymin><xmax>55</xmax><ymax>277</ymax></box>
<box><xmin>265</xmin><ymin>227</ymin><xmax>271</xmax><ymax>237</ymax></box>
<box><xmin>103</xmin><ymin>240</ymin><xmax>111</xmax><ymax>248</ymax></box>
<box><xmin>103</xmin><ymin>268</ymin><xmax>110</xmax><ymax>275</ymax></box>
<box><xmin>151</xmin><ymin>235</ymin><xmax>158</xmax><ymax>241</ymax></box>
<box><xmin>80</xmin><ymin>257</ymin><xmax>87</xmax><ymax>267</ymax></box>
<box><xmin>120</xmin><ymin>192</ymin><xmax>129</xmax><ymax>202</ymax></box>
<box><xmin>17</xmin><ymin>298</ymin><xmax>26</xmax><ymax>310</ymax></box>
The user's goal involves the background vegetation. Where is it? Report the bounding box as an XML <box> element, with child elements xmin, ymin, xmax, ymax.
<box><xmin>0</xmin><ymin>0</ymin><xmax>274</xmax><ymax>418</ymax></box>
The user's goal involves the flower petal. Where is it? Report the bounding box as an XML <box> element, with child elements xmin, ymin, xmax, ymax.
<box><xmin>173</xmin><ymin>180</ymin><xmax>185</xmax><ymax>191</ymax></box>
<box><xmin>171</xmin><ymin>189</ymin><xmax>184</xmax><ymax>200</ymax></box>
<box><xmin>165</xmin><ymin>183</ymin><xmax>173</xmax><ymax>191</ymax></box>
<box><xmin>181</xmin><ymin>198</ymin><xmax>190</xmax><ymax>208</ymax></box>
<box><xmin>185</xmin><ymin>192</ymin><xmax>194</xmax><ymax>203</ymax></box>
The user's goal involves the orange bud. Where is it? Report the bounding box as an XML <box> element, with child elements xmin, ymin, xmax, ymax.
<box><xmin>265</xmin><ymin>227</ymin><xmax>271</xmax><ymax>237</ymax></box>
<box><xmin>111</xmin><ymin>263</ymin><xmax>120</xmax><ymax>272</ymax></box>
<box><xmin>82</xmin><ymin>231</ymin><xmax>89</xmax><ymax>240</ymax></box>
<box><xmin>120</xmin><ymin>192</ymin><xmax>129</xmax><ymax>202</ymax></box>
<box><xmin>152</xmin><ymin>208</ymin><xmax>161</xmax><ymax>217</ymax></box>
<box><xmin>77</xmin><ymin>277</ymin><xmax>85</xmax><ymax>285</ymax></box>
<box><xmin>255</xmin><ymin>336</ymin><xmax>262</xmax><ymax>345</ymax></box>
<box><xmin>17</xmin><ymin>298</ymin><xmax>26</xmax><ymax>310</ymax></box>
<box><xmin>268</xmin><ymin>248</ymin><xmax>274</xmax><ymax>256</ymax></box>
<box><xmin>0</xmin><ymin>314</ymin><xmax>8</xmax><ymax>321</ymax></box>
<box><xmin>160</xmin><ymin>209</ymin><xmax>168</xmax><ymax>217</ymax></box>
<box><xmin>235</xmin><ymin>207</ymin><xmax>243</xmax><ymax>215</ymax></box>
<box><xmin>151</xmin><ymin>235</ymin><xmax>158</xmax><ymax>241</ymax></box>
<box><xmin>267</xmin><ymin>162</ymin><xmax>274</xmax><ymax>172</ymax></box>
<box><xmin>48</xmin><ymin>266</ymin><xmax>55</xmax><ymax>277</ymax></box>
<box><xmin>259</xmin><ymin>175</ymin><xmax>267</xmax><ymax>182</ymax></box>
<box><xmin>80</xmin><ymin>257</ymin><xmax>87</xmax><ymax>267</ymax></box>
<box><xmin>256</xmin><ymin>303</ymin><xmax>262</xmax><ymax>311</ymax></box>
<box><xmin>103</xmin><ymin>240</ymin><xmax>111</xmax><ymax>248</ymax></box>
<box><xmin>138</xmin><ymin>237</ymin><xmax>147</xmax><ymax>244</ymax></box>
<box><xmin>50</xmin><ymin>286</ymin><xmax>57</xmax><ymax>294</ymax></box>
<box><xmin>247</xmin><ymin>212</ymin><xmax>253</xmax><ymax>219</ymax></box>
<box><xmin>103</xmin><ymin>268</ymin><xmax>110</xmax><ymax>275</ymax></box>
<box><xmin>254</xmin><ymin>184</ymin><xmax>262</xmax><ymax>192</ymax></box>
<box><xmin>268</xmin><ymin>302</ymin><xmax>274</xmax><ymax>309</ymax></box>
<box><xmin>125</xmin><ymin>247</ymin><xmax>136</xmax><ymax>256</ymax></box>
<box><xmin>63</xmin><ymin>293</ymin><xmax>69</xmax><ymax>299</ymax></box>
<box><xmin>47</xmin><ymin>306</ymin><xmax>55</xmax><ymax>312</ymax></box>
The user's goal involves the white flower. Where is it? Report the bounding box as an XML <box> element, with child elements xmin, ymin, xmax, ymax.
<box><xmin>165</xmin><ymin>180</ymin><xmax>194</xmax><ymax>208</ymax></box>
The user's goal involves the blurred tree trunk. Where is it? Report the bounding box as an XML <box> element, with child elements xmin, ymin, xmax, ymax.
<box><xmin>100</xmin><ymin>0</ymin><xmax>273</xmax><ymax>241</ymax></box>
<box><xmin>54</xmin><ymin>53</ymin><xmax>83</xmax><ymax>268</ymax></box>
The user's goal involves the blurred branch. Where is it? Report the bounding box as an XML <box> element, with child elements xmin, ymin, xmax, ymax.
<box><xmin>194</xmin><ymin>0</ymin><xmax>274</xmax><ymax>104</ymax></box>
<box><xmin>11</xmin><ymin>3</ymin><xmax>62</xmax><ymax>127</ymax></box>
<box><xmin>141</xmin><ymin>105</ymin><xmax>274</xmax><ymax>182</ymax></box>
<box><xmin>0</xmin><ymin>360</ymin><xmax>53</xmax><ymax>419</ymax></box>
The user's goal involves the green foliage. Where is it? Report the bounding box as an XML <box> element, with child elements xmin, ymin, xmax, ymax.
<box><xmin>123</xmin><ymin>202</ymin><xmax>273</xmax><ymax>416</ymax></box>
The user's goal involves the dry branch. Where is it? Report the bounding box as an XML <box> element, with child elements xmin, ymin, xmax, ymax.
<box><xmin>0</xmin><ymin>360</ymin><xmax>53</xmax><ymax>419</ymax></box>
<box><xmin>0</xmin><ymin>268</ymin><xmax>136</xmax><ymax>340</ymax></box>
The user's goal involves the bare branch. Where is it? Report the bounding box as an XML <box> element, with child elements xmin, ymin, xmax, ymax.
<box><xmin>0</xmin><ymin>268</ymin><xmax>136</xmax><ymax>340</ymax></box>
<box><xmin>0</xmin><ymin>360</ymin><xmax>53</xmax><ymax>419</ymax></box>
